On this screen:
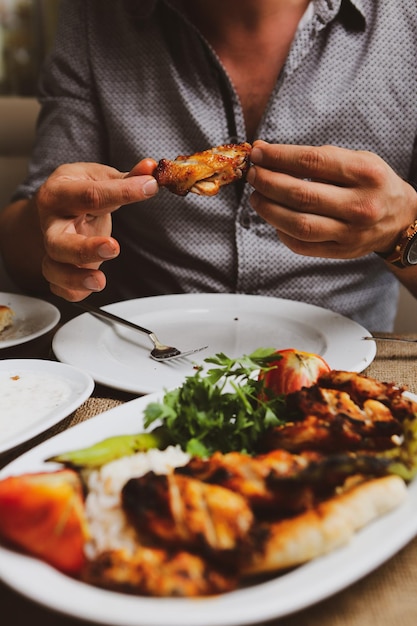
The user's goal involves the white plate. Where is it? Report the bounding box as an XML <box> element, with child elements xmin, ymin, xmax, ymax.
<box><xmin>0</xmin><ymin>292</ymin><xmax>60</xmax><ymax>349</ymax></box>
<box><xmin>0</xmin><ymin>359</ymin><xmax>94</xmax><ymax>453</ymax></box>
<box><xmin>0</xmin><ymin>393</ymin><xmax>415</xmax><ymax>626</ymax></box>
<box><xmin>52</xmin><ymin>294</ymin><xmax>376</xmax><ymax>394</ymax></box>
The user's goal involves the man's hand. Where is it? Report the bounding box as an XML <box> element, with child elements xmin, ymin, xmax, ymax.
<box><xmin>247</xmin><ymin>140</ymin><xmax>417</xmax><ymax>260</ymax></box>
<box><xmin>36</xmin><ymin>159</ymin><xmax>158</xmax><ymax>301</ymax></box>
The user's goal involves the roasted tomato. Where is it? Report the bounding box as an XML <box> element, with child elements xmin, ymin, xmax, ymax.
<box><xmin>259</xmin><ymin>349</ymin><xmax>331</xmax><ymax>396</ymax></box>
<box><xmin>0</xmin><ymin>469</ymin><xmax>89</xmax><ymax>574</ymax></box>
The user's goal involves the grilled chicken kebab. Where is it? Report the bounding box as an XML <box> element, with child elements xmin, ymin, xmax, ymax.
<box><xmin>80</xmin><ymin>370</ymin><xmax>416</xmax><ymax>596</ymax></box>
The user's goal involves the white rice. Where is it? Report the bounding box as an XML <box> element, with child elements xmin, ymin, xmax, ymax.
<box><xmin>84</xmin><ymin>445</ymin><xmax>190</xmax><ymax>559</ymax></box>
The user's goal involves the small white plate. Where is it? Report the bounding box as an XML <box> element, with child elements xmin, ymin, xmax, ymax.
<box><xmin>53</xmin><ymin>294</ymin><xmax>376</xmax><ymax>395</ymax></box>
<box><xmin>0</xmin><ymin>393</ymin><xmax>415</xmax><ymax>626</ymax></box>
<box><xmin>0</xmin><ymin>359</ymin><xmax>94</xmax><ymax>453</ymax></box>
<box><xmin>0</xmin><ymin>292</ymin><xmax>60</xmax><ymax>349</ymax></box>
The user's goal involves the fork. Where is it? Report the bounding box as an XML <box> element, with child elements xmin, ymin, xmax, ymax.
<box><xmin>363</xmin><ymin>335</ymin><xmax>417</xmax><ymax>344</ymax></box>
<box><xmin>72</xmin><ymin>301</ymin><xmax>208</xmax><ymax>361</ymax></box>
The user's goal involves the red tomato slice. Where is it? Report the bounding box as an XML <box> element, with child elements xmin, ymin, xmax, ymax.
<box><xmin>259</xmin><ymin>348</ymin><xmax>331</xmax><ymax>396</ymax></box>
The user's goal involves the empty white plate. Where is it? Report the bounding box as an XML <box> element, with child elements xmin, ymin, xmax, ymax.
<box><xmin>53</xmin><ymin>293</ymin><xmax>376</xmax><ymax>394</ymax></box>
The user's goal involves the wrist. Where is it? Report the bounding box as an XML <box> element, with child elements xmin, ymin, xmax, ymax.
<box><xmin>375</xmin><ymin>179</ymin><xmax>417</xmax><ymax>268</ymax></box>
<box><xmin>375</xmin><ymin>220</ymin><xmax>417</xmax><ymax>267</ymax></box>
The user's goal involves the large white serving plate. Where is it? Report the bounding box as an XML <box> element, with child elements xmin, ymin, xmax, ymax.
<box><xmin>0</xmin><ymin>292</ymin><xmax>60</xmax><ymax>349</ymax></box>
<box><xmin>52</xmin><ymin>294</ymin><xmax>376</xmax><ymax>394</ymax></box>
<box><xmin>0</xmin><ymin>359</ymin><xmax>94</xmax><ymax>453</ymax></box>
<box><xmin>0</xmin><ymin>393</ymin><xmax>416</xmax><ymax>626</ymax></box>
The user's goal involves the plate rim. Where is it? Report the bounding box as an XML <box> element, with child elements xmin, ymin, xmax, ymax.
<box><xmin>0</xmin><ymin>358</ymin><xmax>95</xmax><ymax>453</ymax></box>
<box><xmin>0</xmin><ymin>390</ymin><xmax>415</xmax><ymax>626</ymax></box>
<box><xmin>52</xmin><ymin>294</ymin><xmax>376</xmax><ymax>395</ymax></box>
<box><xmin>0</xmin><ymin>292</ymin><xmax>61</xmax><ymax>349</ymax></box>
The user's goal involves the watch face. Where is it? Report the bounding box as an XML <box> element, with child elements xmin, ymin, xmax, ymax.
<box><xmin>405</xmin><ymin>238</ymin><xmax>417</xmax><ymax>265</ymax></box>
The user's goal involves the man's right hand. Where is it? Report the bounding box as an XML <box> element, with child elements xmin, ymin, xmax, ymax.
<box><xmin>36</xmin><ymin>159</ymin><xmax>158</xmax><ymax>301</ymax></box>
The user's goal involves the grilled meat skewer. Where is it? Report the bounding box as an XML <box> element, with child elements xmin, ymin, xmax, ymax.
<box><xmin>259</xmin><ymin>371</ymin><xmax>412</xmax><ymax>454</ymax></box>
<box><xmin>176</xmin><ymin>449</ymin><xmax>392</xmax><ymax>515</ymax></box>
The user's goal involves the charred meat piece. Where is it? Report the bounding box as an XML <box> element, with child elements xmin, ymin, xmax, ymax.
<box><xmin>262</xmin><ymin>414</ymin><xmax>402</xmax><ymax>454</ymax></box>
<box><xmin>317</xmin><ymin>370</ymin><xmax>417</xmax><ymax>422</ymax></box>
<box><xmin>261</xmin><ymin>415</ymin><xmax>402</xmax><ymax>454</ymax></box>
<box><xmin>286</xmin><ymin>386</ymin><xmax>365</xmax><ymax>421</ymax></box>
<box><xmin>121</xmin><ymin>472</ymin><xmax>254</xmax><ymax>558</ymax></box>
<box><xmin>177</xmin><ymin>449</ymin><xmax>322</xmax><ymax>515</ymax></box>
<box><xmin>153</xmin><ymin>142</ymin><xmax>251</xmax><ymax>196</ymax></box>
<box><xmin>177</xmin><ymin>449</ymin><xmax>392</xmax><ymax>515</ymax></box>
<box><xmin>262</xmin><ymin>383</ymin><xmax>404</xmax><ymax>453</ymax></box>
<box><xmin>82</xmin><ymin>547</ymin><xmax>237</xmax><ymax>596</ymax></box>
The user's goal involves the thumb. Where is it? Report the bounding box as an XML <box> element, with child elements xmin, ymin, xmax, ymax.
<box><xmin>127</xmin><ymin>158</ymin><xmax>158</xmax><ymax>178</ymax></box>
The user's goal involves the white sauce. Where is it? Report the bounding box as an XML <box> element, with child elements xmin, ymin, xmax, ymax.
<box><xmin>0</xmin><ymin>371</ymin><xmax>72</xmax><ymax>441</ymax></box>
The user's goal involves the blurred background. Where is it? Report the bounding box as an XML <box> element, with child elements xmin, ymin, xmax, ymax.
<box><xmin>0</xmin><ymin>0</ymin><xmax>59</xmax><ymax>96</ymax></box>
<box><xmin>0</xmin><ymin>0</ymin><xmax>59</xmax><ymax>292</ymax></box>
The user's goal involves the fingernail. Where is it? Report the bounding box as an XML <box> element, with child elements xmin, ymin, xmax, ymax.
<box><xmin>143</xmin><ymin>178</ymin><xmax>159</xmax><ymax>197</ymax></box>
<box><xmin>250</xmin><ymin>147</ymin><xmax>263</xmax><ymax>164</ymax></box>
<box><xmin>83</xmin><ymin>276</ymin><xmax>101</xmax><ymax>291</ymax></box>
<box><xmin>246</xmin><ymin>165</ymin><xmax>256</xmax><ymax>185</ymax></box>
<box><xmin>98</xmin><ymin>242</ymin><xmax>117</xmax><ymax>259</ymax></box>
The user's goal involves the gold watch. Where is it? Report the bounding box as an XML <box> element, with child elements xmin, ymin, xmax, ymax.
<box><xmin>377</xmin><ymin>219</ymin><xmax>417</xmax><ymax>268</ymax></box>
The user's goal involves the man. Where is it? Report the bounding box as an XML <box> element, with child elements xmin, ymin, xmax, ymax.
<box><xmin>1</xmin><ymin>0</ymin><xmax>416</xmax><ymax>330</ymax></box>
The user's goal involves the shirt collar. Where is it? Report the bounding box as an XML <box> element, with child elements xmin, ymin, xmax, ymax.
<box><xmin>313</xmin><ymin>0</ymin><xmax>367</xmax><ymax>30</ymax></box>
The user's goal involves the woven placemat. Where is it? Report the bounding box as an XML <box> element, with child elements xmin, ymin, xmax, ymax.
<box><xmin>264</xmin><ymin>536</ymin><xmax>417</xmax><ymax>626</ymax></box>
<box><xmin>364</xmin><ymin>336</ymin><xmax>417</xmax><ymax>393</ymax></box>
<box><xmin>68</xmin><ymin>396</ymin><xmax>124</xmax><ymax>424</ymax></box>
<box><xmin>0</xmin><ymin>397</ymin><xmax>125</xmax><ymax>469</ymax></box>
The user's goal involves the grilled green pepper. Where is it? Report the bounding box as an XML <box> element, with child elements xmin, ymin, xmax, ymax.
<box><xmin>46</xmin><ymin>426</ymin><xmax>172</xmax><ymax>469</ymax></box>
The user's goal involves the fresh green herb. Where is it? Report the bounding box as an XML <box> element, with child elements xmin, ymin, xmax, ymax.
<box><xmin>143</xmin><ymin>348</ymin><xmax>286</xmax><ymax>457</ymax></box>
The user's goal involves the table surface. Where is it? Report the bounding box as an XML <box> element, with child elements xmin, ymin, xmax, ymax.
<box><xmin>1</xmin><ymin>327</ymin><xmax>417</xmax><ymax>626</ymax></box>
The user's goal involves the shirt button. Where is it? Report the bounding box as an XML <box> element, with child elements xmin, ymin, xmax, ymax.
<box><xmin>239</xmin><ymin>212</ymin><xmax>251</xmax><ymax>229</ymax></box>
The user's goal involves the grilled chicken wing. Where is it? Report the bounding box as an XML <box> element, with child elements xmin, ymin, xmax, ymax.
<box><xmin>82</xmin><ymin>547</ymin><xmax>237</xmax><ymax>596</ymax></box>
<box><xmin>121</xmin><ymin>472</ymin><xmax>254</xmax><ymax>558</ymax></box>
<box><xmin>261</xmin><ymin>372</ymin><xmax>406</xmax><ymax>453</ymax></box>
<box><xmin>153</xmin><ymin>142</ymin><xmax>251</xmax><ymax>196</ymax></box>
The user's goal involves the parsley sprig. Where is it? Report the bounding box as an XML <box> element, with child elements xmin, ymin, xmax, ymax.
<box><xmin>143</xmin><ymin>348</ymin><xmax>286</xmax><ymax>457</ymax></box>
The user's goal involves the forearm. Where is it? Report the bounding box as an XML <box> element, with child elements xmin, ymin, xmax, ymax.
<box><xmin>0</xmin><ymin>198</ymin><xmax>48</xmax><ymax>294</ymax></box>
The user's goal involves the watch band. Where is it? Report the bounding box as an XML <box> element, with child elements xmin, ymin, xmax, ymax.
<box><xmin>376</xmin><ymin>219</ymin><xmax>417</xmax><ymax>268</ymax></box>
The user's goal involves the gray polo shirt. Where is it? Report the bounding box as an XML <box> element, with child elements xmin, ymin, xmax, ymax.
<box><xmin>14</xmin><ymin>0</ymin><xmax>417</xmax><ymax>330</ymax></box>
